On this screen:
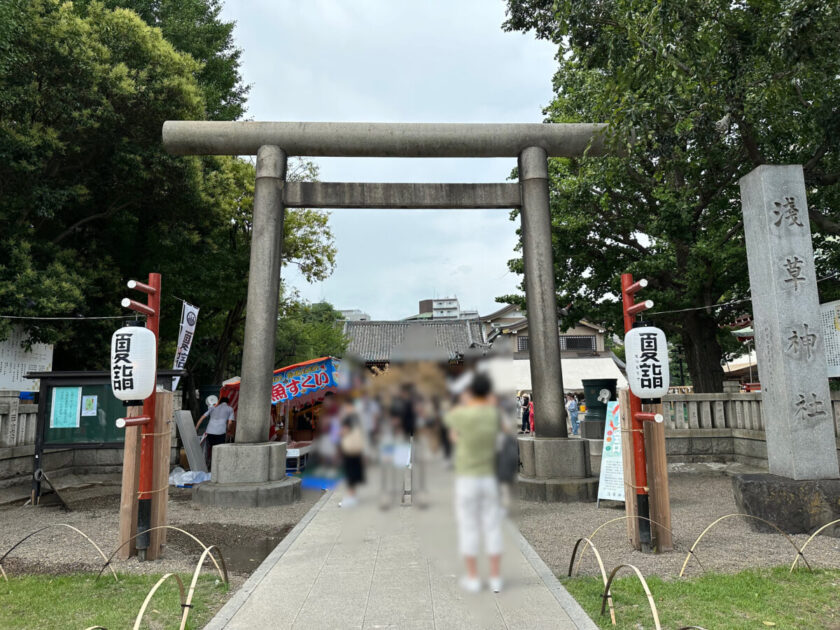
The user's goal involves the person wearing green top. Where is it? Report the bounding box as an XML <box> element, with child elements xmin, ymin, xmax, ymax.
<box><xmin>444</xmin><ymin>372</ymin><xmax>503</xmax><ymax>594</ymax></box>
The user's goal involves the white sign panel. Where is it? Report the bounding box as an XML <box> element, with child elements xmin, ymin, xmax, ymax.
<box><xmin>111</xmin><ymin>326</ymin><xmax>157</xmax><ymax>401</ymax></box>
<box><xmin>0</xmin><ymin>326</ymin><xmax>53</xmax><ymax>392</ymax></box>
<box><xmin>820</xmin><ymin>300</ymin><xmax>840</xmax><ymax>378</ymax></box>
<box><xmin>597</xmin><ymin>400</ymin><xmax>625</xmax><ymax>503</ymax></box>
<box><xmin>171</xmin><ymin>301</ymin><xmax>199</xmax><ymax>390</ymax></box>
<box><xmin>625</xmin><ymin>326</ymin><xmax>670</xmax><ymax>398</ymax></box>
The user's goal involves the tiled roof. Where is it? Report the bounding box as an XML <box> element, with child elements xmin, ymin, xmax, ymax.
<box><xmin>343</xmin><ymin>320</ymin><xmax>488</xmax><ymax>363</ymax></box>
<box><xmin>482</xmin><ymin>303</ymin><xmax>522</xmax><ymax>321</ymax></box>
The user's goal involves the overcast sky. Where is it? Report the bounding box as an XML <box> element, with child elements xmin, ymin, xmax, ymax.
<box><xmin>219</xmin><ymin>0</ymin><xmax>557</xmax><ymax>319</ymax></box>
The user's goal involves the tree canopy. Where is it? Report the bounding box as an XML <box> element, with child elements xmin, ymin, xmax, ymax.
<box><xmin>0</xmin><ymin>0</ymin><xmax>341</xmax><ymax>394</ymax></box>
<box><xmin>503</xmin><ymin>0</ymin><xmax>840</xmax><ymax>391</ymax></box>
<box><xmin>76</xmin><ymin>0</ymin><xmax>248</xmax><ymax>120</ymax></box>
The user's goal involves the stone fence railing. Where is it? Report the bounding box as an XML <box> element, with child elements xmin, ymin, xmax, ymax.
<box><xmin>661</xmin><ymin>390</ymin><xmax>840</xmax><ymax>436</ymax></box>
<box><xmin>0</xmin><ymin>394</ymin><xmax>38</xmax><ymax>449</ymax></box>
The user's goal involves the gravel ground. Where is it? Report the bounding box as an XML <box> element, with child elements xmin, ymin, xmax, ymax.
<box><xmin>513</xmin><ymin>472</ymin><xmax>840</xmax><ymax>579</ymax></box>
<box><xmin>0</xmin><ymin>480</ymin><xmax>323</xmax><ymax>588</ymax></box>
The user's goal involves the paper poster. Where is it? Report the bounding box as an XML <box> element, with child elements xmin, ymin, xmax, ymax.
<box><xmin>820</xmin><ymin>300</ymin><xmax>840</xmax><ymax>378</ymax></box>
<box><xmin>81</xmin><ymin>395</ymin><xmax>98</xmax><ymax>417</ymax></box>
<box><xmin>50</xmin><ymin>386</ymin><xmax>82</xmax><ymax>429</ymax></box>
<box><xmin>597</xmin><ymin>400</ymin><xmax>625</xmax><ymax>503</ymax></box>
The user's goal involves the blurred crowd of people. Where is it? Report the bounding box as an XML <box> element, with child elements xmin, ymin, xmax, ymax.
<box><xmin>303</xmin><ymin>360</ymin><xmax>520</xmax><ymax>593</ymax></box>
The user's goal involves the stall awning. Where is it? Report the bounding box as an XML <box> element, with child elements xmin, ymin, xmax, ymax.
<box><xmin>219</xmin><ymin>357</ymin><xmax>341</xmax><ymax>412</ymax></box>
<box><xmin>512</xmin><ymin>357</ymin><xmax>628</xmax><ymax>392</ymax></box>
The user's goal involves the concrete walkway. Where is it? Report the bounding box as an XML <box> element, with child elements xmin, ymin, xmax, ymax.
<box><xmin>206</xmin><ymin>465</ymin><xmax>597</xmax><ymax>630</ymax></box>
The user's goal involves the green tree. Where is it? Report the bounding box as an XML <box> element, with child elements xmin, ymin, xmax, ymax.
<box><xmin>502</xmin><ymin>0</ymin><xmax>840</xmax><ymax>391</ymax></box>
<box><xmin>76</xmin><ymin>0</ymin><xmax>248</xmax><ymax>120</ymax></box>
<box><xmin>274</xmin><ymin>301</ymin><xmax>348</xmax><ymax>369</ymax></box>
<box><xmin>0</xmin><ymin>1</ymin><xmax>337</xmax><ymax>395</ymax></box>
<box><xmin>0</xmin><ymin>0</ymin><xmax>205</xmax><ymax>357</ymax></box>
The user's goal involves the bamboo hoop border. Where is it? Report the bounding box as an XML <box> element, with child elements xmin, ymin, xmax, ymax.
<box><xmin>0</xmin><ymin>523</ymin><xmax>117</xmax><ymax>582</ymax></box>
<box><xmin>96</xmin><ymin>525</ymin><xmax>227</xmax><ymax>583</ymax></box>
<box><xmin>679</xmin><ymin>513</ymin><xmax>812</xmax><ymax>577</ymax></box>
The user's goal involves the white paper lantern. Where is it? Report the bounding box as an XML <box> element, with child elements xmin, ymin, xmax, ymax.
<box><xmin>110</xmin><ymin>326</ymin><xmax>157</xmax><ymax>401</ymax></box>
<box><xmin>625</xmin><ymin>326</ymin><xmax>670</xmax><ymax>399</ymax></box>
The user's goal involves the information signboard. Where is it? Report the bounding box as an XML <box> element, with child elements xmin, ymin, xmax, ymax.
<box><xmin>597</xmin><ymin>400</ymin><xmax>625</xmax><ymax>504</ymax></box>
<box><xmin>0</xmin><ymin>326</ymin><xmax>53</xmax><ymax>392</ymax></box>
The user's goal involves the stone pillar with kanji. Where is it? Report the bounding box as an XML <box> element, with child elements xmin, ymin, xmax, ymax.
<box><xmin>740</xmin><ymin>164</ymin><xmax>839</xmax><ymax>480</ymax></box>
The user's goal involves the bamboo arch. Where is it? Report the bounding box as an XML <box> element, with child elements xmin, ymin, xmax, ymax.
<box><xmin>179</xmin><ymin>545</ymin><xmax>228</xmax><ymax>630</ymax></box>
<box><xmin>679</xmin><ymin>513</ymin><xmax>811</xmax><ymax>577</ymax></box>
<box><xmin>573</xmin><ymin>514</ymin><xmax>680</xmax><ymax>577</ymax></box>
<box><xmin>0</xmin><ymin>523</ymin><xmax>117</xmax><ymax>582</ymax></box>
<box><xmin>567</xmin><ymin>537</ymin><xmax>616</xmax><ymax>624</ymax></box>
<box><xmin>601</xmin><ymin>564</ymin><xmax>661</xmax><ymax>630</ymax></box>
<box><xmin>132</xmin><ymin>572</ymin><xmax>186</xmax><ymax>630</ymax></box>
<box><xmin>96</xmin><ymin>525</ymin><xmax>227</xmax><ymax>583</ymax></box>
<box><xmin>790</xmin><ymin>518</ymin><xmax>840</xmax><ymax>572</ymax></box>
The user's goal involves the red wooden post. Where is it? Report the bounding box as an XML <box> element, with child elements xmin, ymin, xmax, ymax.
<box><xmin>121</xmin><ymin>273</ymin><xmax>161</xmax><ymax>559</ymax></box>
<box><xmin>621</xmin><ymin>273</ymin><xmax>652</xmax><ymax>549</ymax></box>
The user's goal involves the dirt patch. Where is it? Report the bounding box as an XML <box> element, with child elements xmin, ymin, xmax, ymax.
<box><xmin>167</xmin><ymin>522</ymin><xmax>295</xmax><ymax>574</ymax></box>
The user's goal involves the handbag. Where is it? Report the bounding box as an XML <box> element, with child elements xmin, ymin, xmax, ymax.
<box><xmin>495</xmin><ymin>410</ymin><xmax>520</xmax><ymax>483</ymax></box>
<box><xmin>341</xmin><ymin>426</ymin><xmax>365</xmax><ymax>456</ymax></box>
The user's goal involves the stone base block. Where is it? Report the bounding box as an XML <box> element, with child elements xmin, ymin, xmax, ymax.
<box><xmin>516</xmin><ymin>475</ymin><xmax>599</xmax><ymax>502</ymax></box>
<box><xmin>268</xmin><ymin>442</ymin><xmax>287</xmax><ymax>481</ymax></box>
<box><xmin>211</xmin><ymin>443</ymin><xmax>271</xmax><ymax>484</ymax></box>
<box><xmin>580</xmin><ymin>420</ymin><xmax>605</xmax><ymax>440</ymax></box>
<box><xmin>517</xmin><ymin>437</ymin><xmax>536</xmax><ymax>477</ymax></box>
<box><xmin>583</xmin><ymin>438</ymin><xmax>604</xmax><ymax>477</ymax></box>
<box><xmin>192</xmin><ymin>476</ymin><xmax>301</xmax><ymax>508</ymax></box>
<box><xmin>532</xmin><ymin>437</ymin><xmax>588</xmax><ymax>479</ymax></box>
<box><xmin>732</xmin><ymin>473</ymin><xmax>840</xmax><ymax>536</ymax></box>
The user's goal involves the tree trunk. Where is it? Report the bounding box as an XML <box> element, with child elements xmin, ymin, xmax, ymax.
<box><xmin>681</xmin><ymin>311</ymin><xmax>725</xmax><ymax>393</ymax></box>
<box><xmin>212</xmin><ymin>299</ymin><xmax>245</xmax><ymax>383</ymax></box>
<box><xmin>183</xmin><ymin>368</ymin><xmax>200</xmax><ymax>421</ymax></box>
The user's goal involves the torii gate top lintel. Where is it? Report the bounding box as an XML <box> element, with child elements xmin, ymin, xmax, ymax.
<box><xmin>162</xmin><ymin>120</ymin><xmax>611</xmax><ymax>158</ymax></box>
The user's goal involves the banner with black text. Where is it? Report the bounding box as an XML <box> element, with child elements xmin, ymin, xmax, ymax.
<box><xmin>172</xmin><ymin>301</ymin><xmax>199</xmax><ymax>390</ymax></box>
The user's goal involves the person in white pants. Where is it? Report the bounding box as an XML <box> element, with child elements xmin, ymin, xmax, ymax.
<box><xmin>444</xmin><ymin>373</ymin><xmax>504</xmax><ymax>593</ymax></box>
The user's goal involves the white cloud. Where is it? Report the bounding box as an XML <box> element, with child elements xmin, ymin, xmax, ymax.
<box><xmin>219</xmin><ymin>0</ymin><xmax>556</xmax><ymax>318</ymax></box>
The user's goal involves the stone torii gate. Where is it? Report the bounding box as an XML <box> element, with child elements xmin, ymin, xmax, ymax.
<box><xmin>163</xmin><ymin>121</ymin><xmax>610</xmax><ymax>505</ymax></box>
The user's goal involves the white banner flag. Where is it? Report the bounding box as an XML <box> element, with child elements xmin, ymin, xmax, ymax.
<box><xmin>172</xmin><ymin>301</ymin><xmax>199</xmax><ymax>390</ymax></box>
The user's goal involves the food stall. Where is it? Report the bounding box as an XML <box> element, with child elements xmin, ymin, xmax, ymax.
<box><xmin>218</xmin><ymin>356</ymin><xmax>341</xmax><ymax>471</ymax></box>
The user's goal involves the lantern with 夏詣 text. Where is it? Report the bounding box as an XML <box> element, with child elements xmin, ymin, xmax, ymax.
<box><xmin>625</xmin><ymin>325</ymin><xmax>670</xmax><ymax>399</ymax></box>
<box><xmin>110</xmin><ymin>326</ymin><xmax>157</xmax><ymax>401</ymax></box>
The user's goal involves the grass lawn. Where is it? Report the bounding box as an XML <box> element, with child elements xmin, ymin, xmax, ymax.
<box><xmin>564</xmin><ymin>566</ymin><xmax>840</xmax><ymax>629</ymax></box>
<box><xmin>0</xmin><ymin>572</ymin><xmax>229</xmax><ymax>629</ymax></box>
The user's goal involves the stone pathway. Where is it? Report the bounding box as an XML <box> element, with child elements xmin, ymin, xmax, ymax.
<box><xmin>206</xmin><ymin>465</ymin><xmax>597</xmax><ymax>630</ymax></box>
